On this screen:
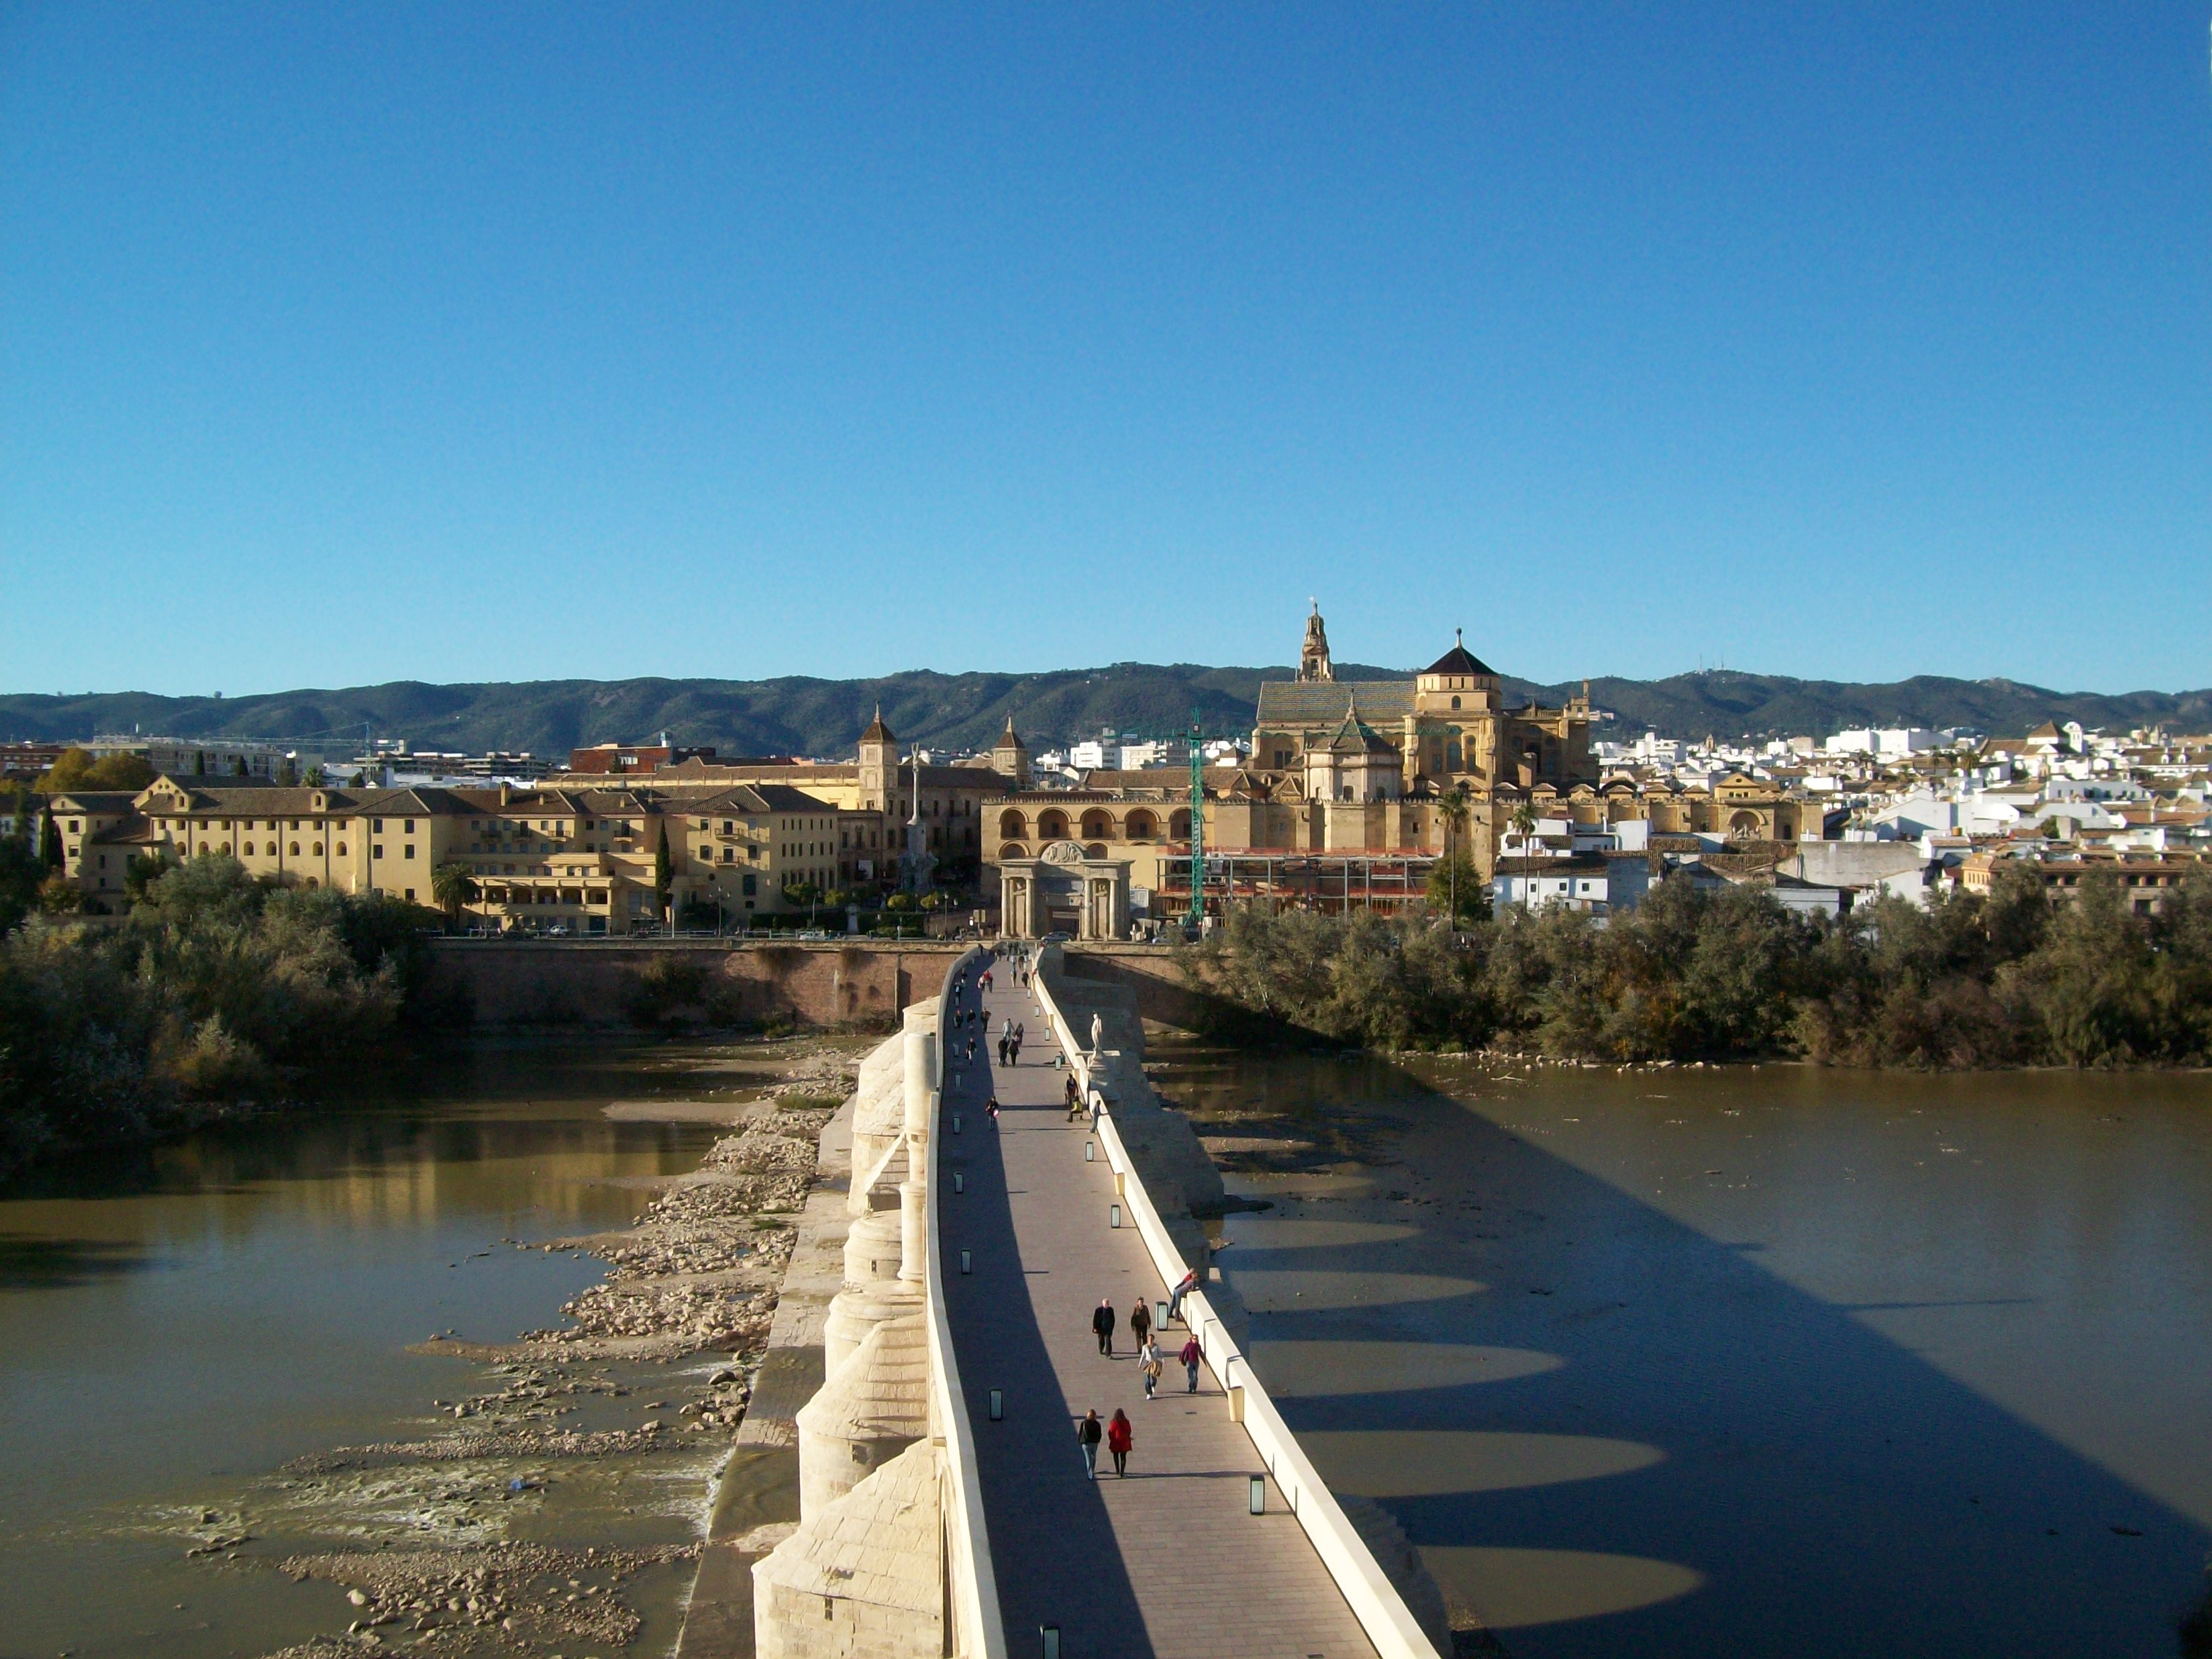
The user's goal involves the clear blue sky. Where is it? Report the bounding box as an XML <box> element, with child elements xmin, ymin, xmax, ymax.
<box><xmin>4</xmin><ymin>3</ymin><xmax>2208</xmax><ymax>697</ymax></box>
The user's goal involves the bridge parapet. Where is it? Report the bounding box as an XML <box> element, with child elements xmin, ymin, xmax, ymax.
<box><xmin>754</xmin><ymin>945</ymin><xmax>1004</xmax><ymax>1659</ymax></box>
<box><xmin>1030</xmin><ymin>946</ymin><xmax>1446</xmax><ymax>1659</ymax></box>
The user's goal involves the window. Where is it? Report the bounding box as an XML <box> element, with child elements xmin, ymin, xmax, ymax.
<box><xmin>372</xmin><ymin>819</ymin><xmax>384</xmax><ymax>832</ymax></box>
<box><xmin>290</xmin><ymin>842</ymin><xmax>300</xmax><ymax>856</ymax></box>
<box><xmin>336</xmin><ymin>843</ymin><xmax>348</xmax><ymax>856</ymax></box>
<box><xmin>405</xmin><ymin>889</ymin><xmax>415</xmax><ymax>901</ymax></box>
<box><xmin>404</xmin><ymin>844</ymin><xmax>417</xmax><ymax>858</ymax></box>
<box><xmin>372</xmin><ymin>844</ymin><xmax>384</xmax><ymax>859</ymax></box>
<box><xmin>742</xmin><ymin>874</ymin><xmax>756</xmax><ymax>895</ymax></box>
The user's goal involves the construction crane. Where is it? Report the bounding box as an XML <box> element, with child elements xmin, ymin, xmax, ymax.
<box><xmin>1186</xmin><ymin>712</ymin><xmax>1205</xmax><ymax>932</ymax></box>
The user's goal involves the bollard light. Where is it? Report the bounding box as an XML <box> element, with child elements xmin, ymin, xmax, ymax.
<box><xmin>953</xmin><ymin>1172</ymin><xmax>964</xmax><ymax>1193</ymax></box>
<box><xmin>1109</xmin><ymin>1204</ymin><xmax>1122</xmax><ymax>1229</ymax></box>
<box><xmin>1040</xmin><ymin>1625</ymin><xmax>1059</xmax><ymax>1659</ymax></box>
<box><xmin>989</xmin><ymin>1389</ymin><xmax>1003</xmax><ymax>1421</ymax></box>
<box><xmin>1084</xmin><ymin>1141</ymin><xmax>1094</xmax><ymax>1162</ymax></box>
<box><xmin>952</xmin><ymin>1114</ymin><xmax>962</xmax><ymax>1134</ymax></box>
<box><xmin>1249</xmin><ymin>1475</ymin><xmax>1266</xmax><ymax>1515</ymax></box>
<box><xmin>960</xmin><ymin>1250</ymin><xmax>972</xmax><ymax>1275</ymax></box>
<box><xmin>1156</xmin><ymin>1299</ymin><xmax>1169</xmax><ymax>1333</ymax></box>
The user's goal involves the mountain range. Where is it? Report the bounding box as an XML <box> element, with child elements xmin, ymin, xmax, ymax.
<box><xmin>4</xmin><ymin>666</ymin><xmax>2207</xmax><ymax>762</ymax></box>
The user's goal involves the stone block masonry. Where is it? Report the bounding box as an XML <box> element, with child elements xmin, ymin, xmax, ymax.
<box><xmin>424</xmin><ymin>940</ymin><xmax>965</xmax><ymax>1029</ymax></box>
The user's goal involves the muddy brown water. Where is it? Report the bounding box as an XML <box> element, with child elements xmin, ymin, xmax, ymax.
<box><xmin>1161</xmin><ymin>1038</ymin><xmax>2212</xmax><ymax>1658</ymax></box>
<box><xmin>0</xmin><ymin>1039</ymin><xmax>799</xmax><ymax>1659</ymax></box>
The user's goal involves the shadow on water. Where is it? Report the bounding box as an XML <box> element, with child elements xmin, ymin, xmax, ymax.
<box><xmin>1182</xmin><ymin>1044</ymin><xmax>2212</xmax><ymax>1659</ymax></box>
<box><xmin>0</xmin><ymin>1038</ymin><xmax>714</xmax><ymax>1207</ymax></box>
<box><xmin>0</xmin><ymin>1231</ymin><xmax>160</xmax><ymax>1289</ymax></box>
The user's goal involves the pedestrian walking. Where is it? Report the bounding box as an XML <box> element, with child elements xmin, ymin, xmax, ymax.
<box><xmin>1129</xmin><ymin>1297</ymin><xmax>1152</xmax><ymax>1350</ymax></box>
<box><xmin>1179</xmin><ymin>1335</ymin><xmax>1202</xmax><ymax>1393</ymax></box>
<box><xmin>1107</xmin><ymin>1408</ymin><xmax>1133</xmax><ymax>1476</ymax></box>
<box><xmin>1140</xmin><ymin>1339</ymin><xmax>1163</xmax><ymax>1399</ymax></box>
<box><xmin>1077</xmin><ymin>1409</ymin><xmax>1103</xmax><ymax>1480</ymax></box>
<box><xmin>985</xmin><ymin>1095</ymin><xmax>1001</xmax><ymax>1125</ymax></box>
<box><xmin>997</xmin><ymin>1034</ymin><xmax>1010</xmax><ymax>1067</ymax></box>
<box><xmin>1064</xmin><ymin>1076</ymin><xmax>1083</xmax><ymax>1122</ymax></box>
<box><xmin>1092</xmin><ymin>1297</ymin><xmax>1116</xmax><ymax>1357</ymax></box>
<box><xmin>1166</xmin><ymin>1268</ymin><xmax>1199</xmax><ymax>1325</ymax></box>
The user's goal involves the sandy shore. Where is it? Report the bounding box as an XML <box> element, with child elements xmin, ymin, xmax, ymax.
<box><xmin>245</xmin><ymin>1039</ymin><xmax>868</xmax><ymax>1658</ymax></box>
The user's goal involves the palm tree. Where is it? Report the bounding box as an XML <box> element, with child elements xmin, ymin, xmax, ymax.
<box><xmin>1438</xmin><ymin>785</ymin><xmax>1470</xmax><ymax>927</ymax></box>
<box><xmin>432</xmin><ymin>862</ymin><xmax>479</xmax><ymax>932</ymax></box>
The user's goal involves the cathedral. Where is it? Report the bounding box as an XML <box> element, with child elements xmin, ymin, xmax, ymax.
<box><xmin>1253</xmin><ymin>603</ymin><xmax>1597</xmax><ymax>799</ymax></box>
<box><xmin>981</xmin><ymin>605</ymin><xmax>1802</xmax><ymax>929</ymax></box>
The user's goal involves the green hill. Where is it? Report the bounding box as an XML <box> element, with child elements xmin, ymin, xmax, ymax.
<box><xmin>3</xmin><ymin>665</ymin><xmax>2206</xmax><ymax>760</ymax></box>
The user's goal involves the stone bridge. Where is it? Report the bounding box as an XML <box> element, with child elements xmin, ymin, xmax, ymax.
<box><xmin>683</xmin><ymin>944</ymin><xmax>1450</xmax><ymax>1659</ymax></box>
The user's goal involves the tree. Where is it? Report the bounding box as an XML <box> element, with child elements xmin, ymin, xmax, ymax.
<box><xmin>35</xmin><ymin>749</ymin><xmax>154</xmax><ymax>793</ymax></box>
<box><xmin>38</xmin><ymin>805</ymin><xmax>63</xmax><ymax>873</ymax></box>
<box><xmin>193</xmin><ymin>751</ymin><xmax>207</xmax><ymax>776</ymax></box>
<box><xmin>1424</xmin><ymin>850</ymin><xmax>1484</xmax><ymax>926</ymax></box>
<box><xmin>123</xmin><ymin>852</ymin><xmax>170</xmax><ymax>905</ymax></box>
<box><xmin>278</xmin><ymin>757</ymin><xmax>299</xmax><ymax>787</ymax></box>
<box><xmin>36</xmin><ymin>872</ymin><xmax>83</xmax><ymax>913</ymax></box>
<box><xmin>1437</xmin><ymin>785</ymin><xmax>1472</xmax><ymax>926</ymax></box>
<box><xmin>431</xmin><ymin>862</ymin><xmax>480</xmax><ymax>932</ymax></box>
<box><xmin>651</xmin><ymin>821</ymin><xmax>672</xmax><ymax>915</ymax></box>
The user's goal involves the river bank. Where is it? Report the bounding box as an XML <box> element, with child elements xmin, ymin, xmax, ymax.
<box><xmin>0</xmin><ymin>1033</ymin><xmax>866</xmax><ymax>1659</ymax></box>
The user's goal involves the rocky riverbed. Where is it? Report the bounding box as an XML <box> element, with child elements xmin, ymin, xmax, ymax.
<box><xmin>168</xmin><ymin>1038</ymin><xmax>866</xmax><ymax>1659</ymax></box>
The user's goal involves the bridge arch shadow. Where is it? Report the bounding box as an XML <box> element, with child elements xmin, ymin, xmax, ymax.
<box><xmin>1177</xmin><ymin>1040</ymin><xmax>2212</xmax><ymax>1658</ymax></box>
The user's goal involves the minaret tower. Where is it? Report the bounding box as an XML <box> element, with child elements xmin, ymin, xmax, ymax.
<box><xmin>1297</xmin><ymin>599</ymin><xmax>1336</xmax><ymax>683</ymax></box>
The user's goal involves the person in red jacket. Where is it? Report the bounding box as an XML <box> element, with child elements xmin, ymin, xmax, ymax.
<box><xmin>1178</xmin><ymin>1335</ymin><xmax>1203</xmax><ymax>1394</ymax></box>
<box><xmin>1106</xmin><ymin>1407</ymin><xmax>1134</xmax><ymax>1476</ymax></box>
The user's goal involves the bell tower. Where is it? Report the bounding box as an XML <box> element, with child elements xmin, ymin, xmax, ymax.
<box><xmin>857</xmin><ymin>705</ymin><xmax>897</xmax><ymax>812</ymax></box>
<box><xmin>1297</xmin><ymin>599</ymin><xmax>1335</xmax><ymax>683</ymax></box>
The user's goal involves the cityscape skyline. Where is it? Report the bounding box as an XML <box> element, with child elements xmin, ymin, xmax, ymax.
<box><xmin>5</xmin><ymin>5</ymin><xmax>2208</xmax><ymax>697</ymax></box>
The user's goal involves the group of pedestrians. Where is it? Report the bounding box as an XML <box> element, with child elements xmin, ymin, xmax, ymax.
<box><xmin>1077</xmin><ymin>1293</ymin><xmax>1206</xmax><ymax>1477</ymax></box>
<box><xmin>996</xmin><ymin>1017</ymin><xmax>1026</xmax><ymax>1068</ymax></box>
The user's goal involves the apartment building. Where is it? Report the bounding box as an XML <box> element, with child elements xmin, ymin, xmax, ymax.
<box><xmin>48</xmin><ymin>778</ymin><xmax>883</xmax><ymax>931</ymax></box>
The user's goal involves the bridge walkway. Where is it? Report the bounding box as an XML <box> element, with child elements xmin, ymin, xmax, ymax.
<box><xmin>936</xmin><ymin>968</ymin><xmax>1379</xmax><ymax>1659</ymax></box>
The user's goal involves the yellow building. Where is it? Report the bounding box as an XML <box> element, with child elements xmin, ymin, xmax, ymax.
<box><xmin>983</xmin><ymin>609</ymin><xmax>1805</xmax><ymax>923</ymax></box>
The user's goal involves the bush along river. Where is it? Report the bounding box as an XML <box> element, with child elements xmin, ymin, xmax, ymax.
<box><xmin>1157</xmin><ymin>1038</ymin><xmax>2212</xmax><ymax>1658</ymax></box>
<box><xmin>0</xmin><ymin>1034</ymin><xmax>866</xmax><ymax>1659</ymax></box>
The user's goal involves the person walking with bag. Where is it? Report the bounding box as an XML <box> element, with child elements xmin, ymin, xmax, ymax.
<box><xmin>1092</xmin><ymin>1298</ymin><xmax>1116</xmax><ymax>1357</ymax></box>
<box><xmin>1107</xmin><ymin>1408</ymin><xmax>1134</xmax><ymax>1476</ymax></box>
<box><xmin>1076</xmin><ymin>1409</ymin><xmax>1103</xmax><ymax>1480</ymax></box>
<box><xmin>1179</xmin><ymin>1334</ymin><xmax>1203</xmax><ymax>1394</ymax></box>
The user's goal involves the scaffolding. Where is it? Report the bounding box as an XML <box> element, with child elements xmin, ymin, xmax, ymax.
<box><xmin>1154</xmin><ymin>850</ymin><xmax>1442</xmax><ymax>921</ymax></box>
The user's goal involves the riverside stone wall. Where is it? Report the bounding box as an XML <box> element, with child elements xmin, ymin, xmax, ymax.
<box><xmin>425</xmin><ymin>940</ymin><xmax>962</xmax><ymax>1029</ymax></box>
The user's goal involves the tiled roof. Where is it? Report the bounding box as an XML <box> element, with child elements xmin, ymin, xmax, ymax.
<box><xmin>1254</xmin><ymin>679</ymin><xmax>1414</xmax><ymax>726</ymax></box>
<box><xmin>1421</xmin><ymin>638</ymin><xmax>1497</xmax><ymax>677</ymax></box>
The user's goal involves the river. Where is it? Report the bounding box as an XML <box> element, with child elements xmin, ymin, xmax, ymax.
<box><xmin>0</xmin><ymin>1038</ymin><xmax>795</xmax><ymax>1659</ymax></box>
<box><xmin>1162</xmin><ymin>1041</ymin><xmax>2212</xmax><ymax>1658</ymax></box>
